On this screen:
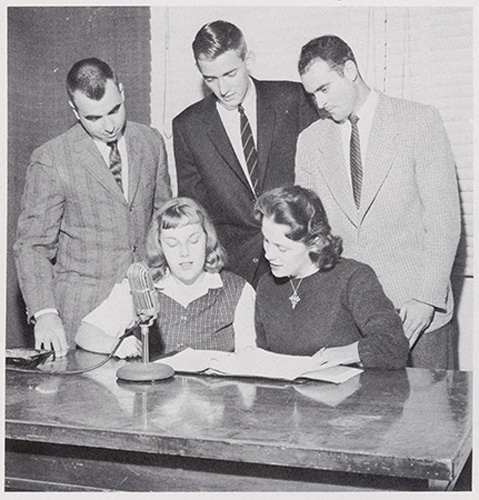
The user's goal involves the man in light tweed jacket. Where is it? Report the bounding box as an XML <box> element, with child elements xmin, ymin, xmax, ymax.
<box><xmin>14</xmin><ymin>58</ymin><xmax>171</xmax><ymax>356</ymax></box>
<box><xmin>295</xmin><ymin>36</ymin><xmax>460</xmax><ymax>369</ymax></box>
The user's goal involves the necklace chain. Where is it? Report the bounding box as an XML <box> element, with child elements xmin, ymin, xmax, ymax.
<box><xmin>289</xmin><ymin>277</ymin><xmax>304</xmax><ymax>310</ymax></box>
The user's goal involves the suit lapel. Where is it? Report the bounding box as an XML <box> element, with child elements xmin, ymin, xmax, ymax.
<box><xmin>201</xmin><ymin>97</ymin><xmax>252</xmax><ymax>191</ymax></box>
<box><xmin>124</xmin><ymin>123</ymin><xmax>141</xmax><ymax>206</ymax></box>
<box><xmin>255</xmin><ymin>80</ymin><xmax>275</xmax><ymax>192</ymax></box>
<box><xmin>72</xmin><ymin>124</ymin><xmax>127</xmax><ymax>205</ymax></box>
<box><xmin>317</xmin><ymin>121</ymin><xmax>359</xmax><ymax>226</ymax></box>
<box><xmin>359</xmin><ymin>94</ymin><xmax>398</xmax><ymax>220</ymax></box>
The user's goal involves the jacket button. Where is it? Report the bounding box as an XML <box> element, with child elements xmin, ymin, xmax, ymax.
<box><xmin>252</xmin><ymin>258</ymin><xmax>259</xmax><ymax>264</ymax></box>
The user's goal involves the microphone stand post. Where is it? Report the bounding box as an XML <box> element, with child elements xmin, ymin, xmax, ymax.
<box><xmin>116</xmin><ymin>316</ymin><xmax>174</xmax><ymax>383</ymax></box>
<box><xmin>141</xmin><ymin>321</ymin><xmax>151</xmax><ymax>365</ymax></box>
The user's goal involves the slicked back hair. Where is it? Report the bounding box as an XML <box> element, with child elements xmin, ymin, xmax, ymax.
<box><xmin>298</xmin><ymin>35</ymin><xmax>357</xmax><ymax>76</ymax></box>
<box><xmin>192</xmin><ymin>20</ymin><xmax>248</xmax><ymax>62</ymax></box>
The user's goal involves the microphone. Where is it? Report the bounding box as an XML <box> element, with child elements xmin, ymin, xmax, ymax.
<box><xmin>116</xmin><ymin>262</ymin><xmax>174</xmax><ymax>382</ymax></box>
<box><xmin>127</xmin><ymin>261</ymin><xmax>160</xmax><ymax>324</ymax></box>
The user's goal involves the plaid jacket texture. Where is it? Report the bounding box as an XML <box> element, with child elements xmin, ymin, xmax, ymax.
<box><xmin>14</xmin><ymin>121</ymin><xmax>171</xmax><ymax>345</ymax></box>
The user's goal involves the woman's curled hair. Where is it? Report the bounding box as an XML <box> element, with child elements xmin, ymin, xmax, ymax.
<box><xmin>254</xmin><ymin>185</ymin><xmax>343</xmax><ymax>271</ymax></box>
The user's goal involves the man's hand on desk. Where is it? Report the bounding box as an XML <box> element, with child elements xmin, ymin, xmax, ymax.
<box><xmin>34</xmin><ymin>313</ymin><xmax>68</xmax><ymax>357</ymax></box>
<box><xmin>399</xmin><ymin>299</ymin><xmax>434</xmax><ymax>348</ymax></box>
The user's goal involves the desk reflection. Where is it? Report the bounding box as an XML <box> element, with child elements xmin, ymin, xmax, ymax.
<box><xmin>7</xmin><ymin>351</ymin><xmax>470</xmax><ymax>457</ymax></box>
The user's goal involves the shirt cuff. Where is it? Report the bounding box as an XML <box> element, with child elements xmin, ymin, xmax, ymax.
<box><xmin>82</xmin><ymin>279</ymin><xmax>136</xmax><ymax>338</ymax></box>
<box><xmin>33</xmin><ymin>308</ymin><xmax>59</xmax><ymax>322</ymax></box>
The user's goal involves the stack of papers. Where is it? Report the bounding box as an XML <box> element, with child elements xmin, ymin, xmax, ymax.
<box><xmin>158</xmin><ymin>348</ymin><xmax>362</xmax><ymax>384</ymax></box>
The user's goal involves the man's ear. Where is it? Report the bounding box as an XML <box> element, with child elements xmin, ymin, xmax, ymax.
<box><xmin>118</xmin><ymin>82</ymin><xmax>125</xmax><ymax>102</ymax></box>
<box><xmin>68</xmin><ymin>100</ymin><xmax>80</xmax><ymax>120</ymax></box>
<box><xmin>343</xmin><ymin>59</ymin><xmax>359</xmax><ymax>82</ymax></box>
<box><xmin>245</xmin><ymin>51</ymin><xmax>256</xmax><ymax>72</ymax></box>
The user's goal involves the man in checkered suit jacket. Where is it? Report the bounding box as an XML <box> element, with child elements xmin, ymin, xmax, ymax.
<box><xmin>14</xmin><ymin>58</ymin><xmax>171</xmax><ymax>356</ymax></box>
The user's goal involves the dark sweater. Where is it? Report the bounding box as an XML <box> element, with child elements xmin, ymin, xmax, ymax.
<box><xmin>255</xmin><ymin>258</ymin><xmax>409</xmax><ymax>369</ymax></box>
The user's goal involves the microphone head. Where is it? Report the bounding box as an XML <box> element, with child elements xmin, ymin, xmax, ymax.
<box><xmin>127</xmin><ymin>262</ymin><xmax>160</xmax><ymax>322</ymax></box>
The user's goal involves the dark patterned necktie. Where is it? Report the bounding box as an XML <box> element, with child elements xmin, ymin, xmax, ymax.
<box><xmin>349</xmin><ymin>114</ymin><xmax>362</xmax><ymax>209</ymax></box>
<box><xmin>238</xmin><ymin>104</ymin><xmax>259</xmax><ymax>197</ymax></box>
<box><xmin>107</xmin><ymin>140</ymin><xmax>123</xmax><ymax>192</ymax></box>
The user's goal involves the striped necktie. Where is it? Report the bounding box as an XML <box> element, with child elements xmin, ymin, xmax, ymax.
<box><xmin>107</xmin><ymin>140</ymin><xmax>123</xmax><ymax>192</ymax></box>
<box><xmin>349</xmin><ymin>114</ymin><xmax>362</xmax><ymax>209</ymax></box>
<box><xmin>238</xmin><ymin>104</ymin><xmax>259</xmax><ymax>197</ymax></box>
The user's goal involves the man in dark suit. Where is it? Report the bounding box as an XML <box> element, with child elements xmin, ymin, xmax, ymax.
<box><xmin>173</xmin><ymin>20</ymin><xmax>318</xmax><ymax>287</ymax></box>
<box><xmin>14</xmin><ymin>58</ymin><xmax>171</xmax><ymax>356</ymax></box>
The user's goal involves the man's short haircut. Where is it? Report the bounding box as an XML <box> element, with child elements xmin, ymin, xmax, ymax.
<box><xmin>192</xmin><ymin>20</ymin><xmax>248</xmax><ymax>61</ymax></box>
<box><xmin>66</xmin><ymin>57</ymin><xmax>119</xmax><ymax>105</ymax></box>
<box><xmin>298</xmin><ymin>35</ymin><xmax>357</xmax><ymax>76</ymax></box>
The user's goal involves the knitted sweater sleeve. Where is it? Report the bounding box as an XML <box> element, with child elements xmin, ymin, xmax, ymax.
<box><xmin>346</xmin><ymin>264</ymin><xmax>409</xmax><ymax>369</ymax></box>
<box><xmin>254</xmin><ymin>277</ymin><xmax>270</xmax><ymax>350</ymax></box>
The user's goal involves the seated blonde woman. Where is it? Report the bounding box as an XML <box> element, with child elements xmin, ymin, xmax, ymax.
<box><xmin>75</xmin><ymin>197</ymin><xmax>256</xmax><ymax>358</ymax></box>
<box><xmin>254</xmin><ymin>185</ymin><xmax>409</xmax><ymax>369</ymax></box>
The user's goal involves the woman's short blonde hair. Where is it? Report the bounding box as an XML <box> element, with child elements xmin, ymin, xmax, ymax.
<box><xmin>146</xmin><ymin>197</ymin><xmax>227</xmax><ymax>281</ymax></box>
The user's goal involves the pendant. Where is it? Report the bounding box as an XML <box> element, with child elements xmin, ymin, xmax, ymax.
<box><xmin>289</xmin><ymin>291</ymin><xmax>301</xmax><ymax>310</ymax></box>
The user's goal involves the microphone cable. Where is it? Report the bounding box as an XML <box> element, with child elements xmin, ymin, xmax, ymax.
<box><xmin>6</xmin><ymin>322</ymin><xmax>141</xmax><ymax>376</ymax></box>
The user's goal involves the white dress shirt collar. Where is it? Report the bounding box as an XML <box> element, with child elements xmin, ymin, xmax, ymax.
<box><xmin>94</xmin><ymin>134</ymin><xmax>129</xmax><ymax>201</ymax></box>
<box><xmin>155</xmin><ymin>271</ymin><xmax>223</xmax><ymax>308</ymax></box>
<box><xmin>216</xmin><ymin>78</ymin><xmax>257</xmax><ymax>128</ymax></box>
<box><xmin>355</xmin><ymin>88</ymin><xmax>378</xmax><ymax>126</ymax></box>
<box><xmin>216</xmin><ymin>78</ymin><xmax>258</xmax><ymax>193</ymax></box>
<box><xmin>341</xmin><ymin>88</ymin><xmax>379</xmax><ymax>178</ymax></box>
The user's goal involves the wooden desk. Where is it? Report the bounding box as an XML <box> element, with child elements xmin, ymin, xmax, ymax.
<box><xmin>5</xmin><ymin>350</ymin><xmax>472</xmax><ymax>492</ymax></box>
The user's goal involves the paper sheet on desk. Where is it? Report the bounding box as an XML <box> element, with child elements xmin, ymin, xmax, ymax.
<box><xmin>157</xmin><ymin>348</ymin><xmax>362</xmax><ymax>384</ymax></box>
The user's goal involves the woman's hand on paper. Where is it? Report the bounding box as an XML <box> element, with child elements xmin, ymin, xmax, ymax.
<box><xmin>313</xmin><ymin>342</ymin><xmax>360</xmax><ymax>367</ymax></box>
<box><xmin>312</xmin><ymin>348</ymin><xmax>327</xmax><ymax>365</ymax></box>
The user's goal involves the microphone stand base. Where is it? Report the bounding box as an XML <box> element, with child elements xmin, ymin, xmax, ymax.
<box><xmin>116</xmin><ymin>362</ymin><xmax>175</xmax><ymax>382</ymax></box>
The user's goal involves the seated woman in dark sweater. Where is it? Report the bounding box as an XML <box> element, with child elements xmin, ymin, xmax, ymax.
<box><xmin>254</xmin><ymin>185</ymin><xmax>409</xmax><ymax>369</ymax></box>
